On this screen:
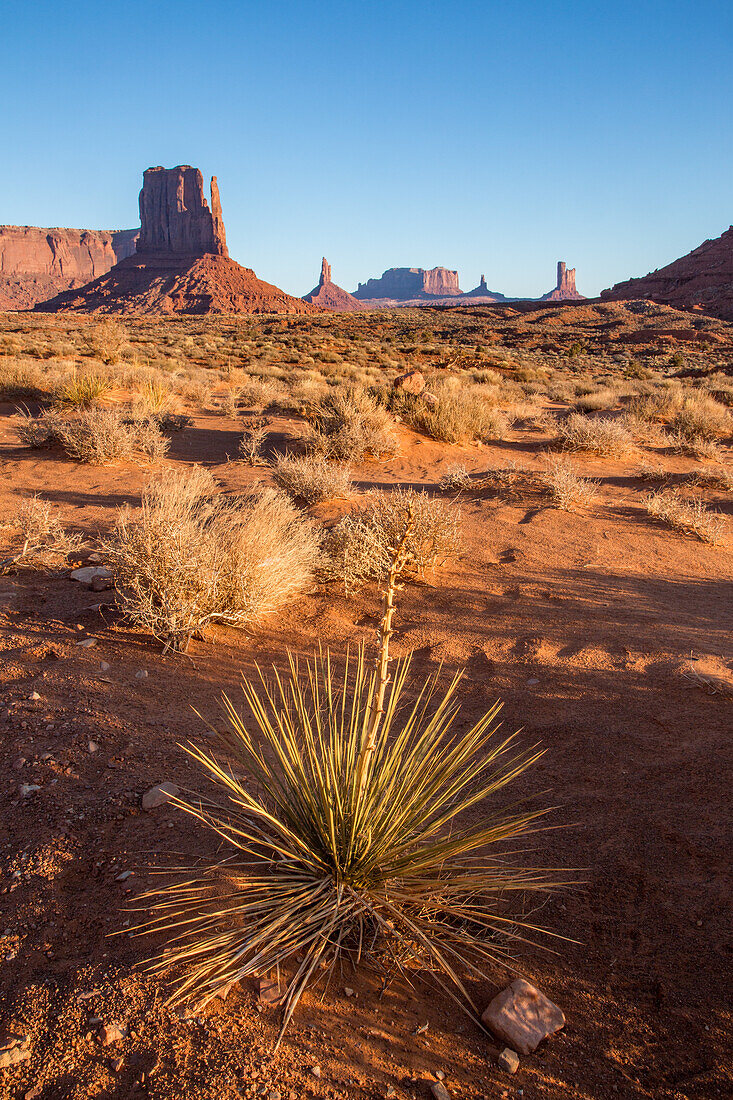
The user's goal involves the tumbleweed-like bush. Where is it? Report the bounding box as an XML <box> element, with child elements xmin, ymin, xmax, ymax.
<box><xmin>139</xmin><ymin>519</ymin><xmax>560</xmax><ymax>1041</ymax></box>
<box><xmin>323</xmin><ymin>487</ymin><xmax>460</xmax><ymax>591</ymax></box>
<box><xmin>644</xmin><ymin>488</ymin><xmax>726</xmax><ymax>545</ymax></box>
<box><xmin>107</xmin><ymin>468</ymin><xmax>320</xmax><ymax>651</ymax></box>
<box><xmin>552</xmin><ymin>412</ymin><xmax>634</xmax><ymax>457</ymax></box>
<box><xmin>272</xmin><ymin>453</ymin><xmax>352</xmax><ymax>503</ymax></box>
<box><xmin>305</xmin><ymin>387</ymin><xmax>398</xmax><ymax>460</ymax></box>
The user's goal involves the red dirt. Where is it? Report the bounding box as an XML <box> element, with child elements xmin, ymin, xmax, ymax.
<box><xmin>0</xmin><ymin>408</ymin><xmax>731</xmax><ymax>1099</ymax></box>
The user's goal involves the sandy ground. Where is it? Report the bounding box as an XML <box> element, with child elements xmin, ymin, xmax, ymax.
<box><xmin>0</xmin><ymin>404</ymin><xmax>731</xmax><ymax>1100</ymax></box>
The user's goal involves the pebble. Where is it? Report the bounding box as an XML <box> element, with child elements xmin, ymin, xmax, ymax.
<box><xmin>344</xmin><ymin>986</ymin><xmax>355</xmax><ymax>997</ymax></box>
<box><xmin>19</xmin><ymin>784</ymin><xmax>41</xmax><ymax>798</ymax></box>
<box><xmin>135</xmin><ymin>669</ymin><xmax>148</xmax><ymax>680</ymax></box>
<box><xmin>386</xmin><ymin>1088</ymin><xmax>396</xmax><ymax>1098</ymax></box>
<box><xmin>88</xmin><ymin>741</ymin><xmax>100</xmax><ymax>754</ymax></box>
<box><xmin>110</xmin><ymin>1056</ymin><xmax>124</xmax><ymax>1072</ymax></box>
<box><xmin>310</xmin><ymin>1066</ymin><xmax>321</xmax><ymax>1079</ymax></box>
<box><xmin>0</xmin><ymin>1035</ymin><xmax>30</xmax><ymax>1069</ymax></box>
<box><xmin>100</xmin><ymin>1022</ymin><xmax>125</xmax><ymax>1046</ymax></box>
<box><xmin>526</xmin><ymin>678</ymin><xmax>540</xmax><ymax>686</ymax></box>
<box><xmin>115</xmin><ymin>870</ymin><xmax>133</xmax><ymax>882</ymax></box>
<box><xmin>430</xmin><ymin>1084</ymin><xmax>451</xmax><ymax>1100</ymax></box>
<box><xmin>70</xmin><ymin>566</ymin><xmax>111</xmax><ymax>585</ymax></box>
<box><xmin>435</xmin><ymin>1070</ymin><xmax>445</xmax><ymax>1081</ymax></box>
<box><xmin>142</xmin><ymin>782</ymin><xmax>179</xmax><ymax>811</ymax></box>
<box><xmin>29</xmin><ymin>691</ymin><xmax>41</xmax><ymax>701</ymax></box>
<box><xmin>100</xmin><ymin>662</ymin><xmax>110</xmax><ymax>672</ymax></box>
<box><xmin>76</xmin><ymin>638</ymin><xmax>97</xmax><ymax>649</ymax></box>
<box><xmin>498</xmin><ymin>1048</ymin><xmax>520</xmax><ymax>1074</ymax></box>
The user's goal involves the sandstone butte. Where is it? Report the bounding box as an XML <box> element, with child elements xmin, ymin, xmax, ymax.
<box><xmin>541</xmin><ymin>261</ymin><xmax>585</xmax><ymax>302</ymax></box>
<box><xmin>36</xmin><ymin>166</ymin><xmax>318</xmax><ymax>316</ymax></box>
<box><xmin>302</xmin><ymin>258</ymin><xmax>363</xmax><ymax>311</ymax></box>
<box><xmin>0</xmin><ymin>226</ymin><xmax>138</xmax><ymax>310</ymax></box>
<box><xmin>602</xmin><ymin>224</ymin><xmax>733</xmax><ymax>322</ymax></box>
<box><xmin>353</xmin><ymin>266</ymin><xmax>463</xmax><ymax>301</ymax></box>
<box><xmin>461</xmin><ymin>274</ymin><xmax>506</xmax><ymax>302</ymax></box>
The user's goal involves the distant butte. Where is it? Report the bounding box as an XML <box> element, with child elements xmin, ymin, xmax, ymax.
<box><xmin>353</xmin><ymin>266</ymin><xmax>462</xmax><ymax>301</ymax></box>
<box><xmin>303</xmin><ymin>258</ymin><xmax>363</xmax><ymax>311</ymax></box>
<box><xmin>461</xmin><ymin>274</ymin><xmax>506</xmax><ymax>302</ymax></box>
<box><xmin>541</xmin><ymin>261</ymin><xmax>585</xmax><ymax>302</ymax></box>
<box><xmin>602</xmin><ymin>225</ymin><xmax>733</xmax><ymax>321</ymax></box>
<box><xmin>36</xmin><ymin>166</ymin><xmax>316</xmax><ymax>316</ymax></box>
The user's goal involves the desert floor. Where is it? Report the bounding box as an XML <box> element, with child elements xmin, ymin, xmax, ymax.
<box><xmin>0</xmin><ymin>306</ymin><xmax>731</xmax><ymax>1100</ymax></box>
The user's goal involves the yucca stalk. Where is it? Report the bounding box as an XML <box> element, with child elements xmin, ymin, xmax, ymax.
<box><xmin>137</xmin><ymin>510</ymin><xmax>563</xmax><ymax>1044</ymax></box>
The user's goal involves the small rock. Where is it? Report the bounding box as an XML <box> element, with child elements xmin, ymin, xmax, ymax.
<box><xmin>0</xmin><ymin>1034</ymin><xmax>30</xmax><ymax>1069</ymax></box>
<box><xmin>100</xmin><ymin>1022</ymin><xmax>125</xmax><ymax>1046</ymax></box>
<box><xmin>91</xmin><ymin>574</ymin><xmax>113</xmax><ymax>592</ymax></box>
<box><xmin>135</xmin><ymin>669</ymin><xmax>148</xmax><ymax>680</ymax></box>
<box><xmin>110</xmin><ymin>1056</ymin><xmax>124</xmax><ymax>1072</ymax></box>
<box><xmin>310</xmin><ymin>1066</ymin><xmax>321</xmax><ymax>1079</ymax></box>
<box><xmin>268</xmin><ymin>1090</ymin><xmax>281</xmax><ymax>1100</ymax></box>
<box><xmin>386</xmin><ymin>1088</ymin><xmax>396</xmax><ymax>1098</ymax></box>
<box><xmin>257</xmin><ymin>977</ymin><xmax>281</xmax><ymax>1005</ymax></box>
<box><xmin>497</xmin><ymin>1048</ymin><xmax>520</xmax><ymax>1074</ymax></box>
<box><xmin>87</xmin><ymin>552</ymin><xmax>103</xmax><ymax>563</ymax></box>
<box><xmin>88</xmin><ymin>741</ymin><xmax>100</xmax><ymax>754</ymax></box>
<box><xmin>19</xmin><ymin>784</ymin><xmax>41</xmax><ymax>798</ymax></box>
<box><xmin>481</xmin><ymin>979</ymin><xmax>564</xmax><ymax>1055</ymax></box>
<box><xmin>25</xmin><ymin>1088</ymin><xmax>42</xmax><ymax>1100</ymax></box>
<box><xmin>115</xmin><ymin>870</ymin><xmax>133</xmax><ymax>882</ymax></box>
<box><xmin>100</xmin><ymin>661</ymin><xmax>110</xmax><ymax>672</ymax></box>
<box><xmin>423</xmin><ymin>392</ymin><xmax>439</xmax><ymax>409</ymax></box>
<box><xmin>29</xmin><ymin>691</ymin><xmax>41</xmax><ymax>701</ymax></box>
<box><xmin>393</xmin><ymin>369</ymin><xmax>425</xmax><ymax>395</ymax></box>
<box><xmin>142</xmin><ymin>782</ymin><xmax>179</xmax><ymax>811</ymax></box>
<box><xmin>430</xmin><ymin>1084</ymin><xmax>451</xmax><ymax>1100</ymax></box>
<box><xmin>526</xmin><ymin>678</ymin><xmax>539</xmax><ymax>686</ymax></box>
<box><xmin>76</xmin><ymin>638</ymin><xmax>97</xmax><ymax>649</ymax></box>
<box><xmin>435</xmin><ymin>1070</ymin><xmax>445</xmax><ymax>1080</ymax></box>
<box><xmin>344</xmin><ymin>986</ymin><xmax>355</xmax><ymax>998</ymax></box>
<box><xmin>70</xmin><ymin>566</ymin><xmax>111</xmax><ymax>585</ymax></box>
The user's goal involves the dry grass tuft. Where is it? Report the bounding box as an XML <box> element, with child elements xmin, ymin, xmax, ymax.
<box><xmin>54</xmin><ymin>372</ymin><xmax>110</xmax><ymax>409</ymax></box>
<box><xmin>306</xmin><ymin>388</ymin><xmax>398</xmax><ymax>460</ymax></box>
<box><xmin>553</xmin><ymin>413</ymin><xmax>634</xmax><ymax>456</ymax></box>
<box><xmin>402</xmin><ymin>384</ymin><xmax>511</xmax><ymax>444</ymax></box>
<box><xmin>16</xmin><ymin>408</ymin><xmax>169</xmax><ymax>463</ymax></box>
<box><xmin>644</xmin><ymin>488</ymin><xmax>725</xmax><ymax>545</ymax></box>
<box><xmin>272</xmin><ymin>453</ymin><xmax>352</xmax><ymax>503</ymax></box>
<box><xmin>1</xmin><ymin>495</ymin><xmax>81</xmax><ymax>573</ymax></box>
<box><xmin>238</xmin><ymin>417</ymin><xmax>270</xmax><ymax>465</ymax></box>
<box><xmin>324</xmin><ymin>488</ymin><xmax>460</xmax><ymax>591</ymax></box>
<box><xmin>107</xmin><ymin>469</ymin><xmax>320</xmax><ymax>650</ymax></box>
<box><xmin>538</xmin><ymin>455</ymin><xmax>599</xmax><ymax>511</ymax></box>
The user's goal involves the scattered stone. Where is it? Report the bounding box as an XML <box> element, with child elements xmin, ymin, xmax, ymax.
<box><xmin>497</xmin><ymin>1048</ymin><xmax>520</xmax><ymax>1074</ymax></box>
<box><xmin>19</xmin><ymin>784</ymin><xmax>41</xmax><ymax>797</ymax></box>
<box><xmin>310</xmin><ymin>1066</ymin><xmax>321</xmax><ymax>1079</ymax></box>
<box><xmin>386</xmin><ymin>1088</ymin><xmax>396</xmax><ymax>1098</ymax></box>
<box><xmin>25</xmin><ymin>1088</ymin><xmax>42</xmax><ymax>1100</ymax></box>
<box><xmin>526</xmin><ymin>678</ymin><xmax>540</xmax><ymax>686</ymax></box>
<box><xmin>0</xmin><ymin>1034</ymin><xmax>30</xmax><ymax>1069</ymax></box>
<box><xmin>88</xmin><ymin>741</ymin><xmax>100</xmax><ymax>754</ymax></box>
<box><xmin>29</xmin><ymin>691</ymin><xmax>41</xmax><ymax>701</ymax></box>
<box><xmin>268</xmin><ymin>1090</ymin><xmax>282</xmax><ymax>1100</ymax></box>
<box><xmin>114</xmin><ymin>870</ymin><xmax>133</xmax><ymax>882</ymax></box>
<box><xmin>344</xmin><ymin>987</ymin><xmax>355</xmax><ymax>998</ymax></box>
<box><xmin>76</xmin><ymin>638</ymin><xmax>97</xmax><ymax>649</ymax></box>
<box><xmin>423</xmin><ymin>392</ymin><xmax>439</xmax><ymax>409</ymax></box>
<box><xmin>481</xmin><ymin>979</ymin><xmax>564</xmax><ymax>1055</ymax></box>
<box><xmin>257</xmin><ymin>977</ymin><xmax>281</xmax><ymax>1005</ymax></box>
<box><xmin>435</xmin><ymin>1070</ymin><xmax>445</xmax><ymax>1080</ymax></box>
<box><xmin>142</xmin><ymin>782</ymin><xmax>179</xmax><ymax>811</ymax></box>
<box><xmin>100</xmin><ymin>1022</ymin><xmax>125</xmax><ymax>1046</ymax></box>
<box><xmin>87</xmin><ymin>552</ymin><xmax>103</xmax><ymax>563</ymax></box>
<box><xmin>393</xmin><ymin>369</ymin><xmax>425</xmax><ymax>395</ymax></box>
<box><xmin>100</xmin><ymin>662</ymin><xmax>110</xmax><ymax>671</ymax></box>
<box><xmin>110</xmin><ymin>1056</ymin><xmax>124</xmax><ymax>1072</ymax></box>
<box><xmin>135</xmin><ymin>669</ymin><xmax>148</xmax><ymax>680</ymax></box>
<box><xmin>91</xmin><ymin>574</ymin><xmax>114</xmax><ymax>592</ymax></box>
<box><xmin>430</xmin><ymin>1083</ymin><xmax>451</xmax><ymax>1100</ymax></box>
<box><xmin>70</xmin><ymin>566</ymin><xmax>112</xmax><ymax>586</ymax></box>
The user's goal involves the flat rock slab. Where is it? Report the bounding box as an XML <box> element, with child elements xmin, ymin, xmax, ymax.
<box><xmin>482</xmin><ymin>979</ymin><xmax>564</xmax><ymax>1054</ymax></box>
<box><xmin>142</xmin><ymin>782</ymin><xmax>180</xmax><ymax>811</ymax></box>
<box><xmin>70</xmin><ymin>566</ymin><xmax>112</xmax><ymax>585</ymax></box>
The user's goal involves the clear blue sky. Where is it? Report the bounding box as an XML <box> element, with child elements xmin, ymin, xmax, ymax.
<box><xmin>2</xmin><ymin>0</ymin><xmax>731</xmax><ymax>297</ymax></box>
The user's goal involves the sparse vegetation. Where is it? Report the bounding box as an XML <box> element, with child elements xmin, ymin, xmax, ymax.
<box><xmin>107</xmin><ymin>469</ymin><xmax>320</xmax><ymax>650</ymax></box>
<box><xmin>306</xmin><ymin>388</ymin><xmax>398</xmax><ymax>460</ymax></box>
<box><xmin>238</xmin><ymin>416</ymin><xmax>270</xmax><ymax>465</ymax></box>
<box><xmin>553</xmin><ymin>412</ymin><xmax>634</xmax><ymax>456</ymax></box>
<box><xmin>1</xmin><ymin>495</ymin><xmax>81</xmax><ymax>572</ymax></box>
<box><xmin>644</xmin><ymin>488</ymin><xmax>725</xmax><ymax>544</ymax></box>
<box><xmin>401</xmin><ymin>384</ymin><xmax>511</xmax><ymax>444</ymax></box>
<box><xmin>539</xmin><ymin>455</ymin><xmax>599</xmax><ymax>511</ymax></box>
<box><xmin>272</xmin><ymin>453</ymin><xmax>352</xmax><ymax>503</ymax></box>
<box><xmin>15</xmin><ymin>408</ymin><xmax>169</xmax><ymax>463</ymax></box>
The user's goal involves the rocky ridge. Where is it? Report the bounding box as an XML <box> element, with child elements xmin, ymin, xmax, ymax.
<box><xmin>302</xmin><ymin>258</ymin><xmax>363</xmax><ymax>311</ymax></box>
<box><xmin>602</xmin><ymin>224</ymin><xmax>733</xmax><ymax>321</ymax></box>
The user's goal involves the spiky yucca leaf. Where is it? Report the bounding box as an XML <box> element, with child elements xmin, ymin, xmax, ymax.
<box><xmin>139</xmin><ymin>646</ymin><xmax>560</xmax><ymax>1042</ymax></box>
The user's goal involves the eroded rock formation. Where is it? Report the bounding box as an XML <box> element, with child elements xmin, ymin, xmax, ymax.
<box><xmin>37</xmin><ymin>165</ymin><xmax>316</xmax><ymax>316</ymax></box>
<box><xmin>137</xmin><ymin>166</ymin><xmax>228</xmax><ymax>256</ymax></box>
<box><xmin>602</xmin><ymin>226</ymin><xmax>733</xmax><ymax>321</ymax></box>
<box><xmin>303</xmin><ymin>257</ymin><xmax>362</xmax><ymax>311</ymax></box>
<box><xmin>353</xmin><ymin>267</ymin><xmax>462</xmax><ymax>301</ymax></box>
<box><xmin>0</xmin><ymin>226</ymin><xmax>138</xmax><ymax>310</ymax></box>
<box><xmin>541</xmin><ymin>261</ymin><xmax>584</xmax><ymax>301</ymax></box>
<box><xmin>462</xmin><ymin>274</ymin><xmax>506</xmax><ymax>301</ymax></box>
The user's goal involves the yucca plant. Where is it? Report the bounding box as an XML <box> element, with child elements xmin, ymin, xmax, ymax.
<box><xmin>139</xmin><ymin>511</ymin><xmax>562</xmax><ymax>1042</ymax></box>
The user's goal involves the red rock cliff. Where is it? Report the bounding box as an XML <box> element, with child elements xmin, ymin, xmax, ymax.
<box><xmin>0</xmin><ymin>226</ymin><xmax>138</xmax><ymax>309</ymax></box>
<box><xmin>353</xmin><ymin>266</ymin><xmax>461</xmax><ymax>300</ymax></box>
<box><xmin>137</xmin><ymin>166</ymin><xmax>228</xmax><ymax>256</ymax></box>
<box><xmin>541</xmin><ymin>261</ymin><xmax>584</xmax><ymax>301</ymax></box>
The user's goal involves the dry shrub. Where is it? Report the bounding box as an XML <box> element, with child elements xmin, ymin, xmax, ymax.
<box><xmin>107</xmin><ymin>469</ymin><xmax>320</xmax><ymax>651</ymax></box>
<box><xmin>324</xmin><ymin>488</ymin><xmax>460</xmax><ymax>591</ymax></box>
<box><xmin>132</xmin><ymin>380</ymin><xmax>172</xmax><ymax>415</ymax></box>
<box><xmin>690</xmin><ymin>465</ymin><xmax>733</xmax><ymax>492</ymax></box>
<box><xmin>553</xmin><ymin>413</ymin><xmax>634</xmax><ymax>456</ymax></box>
<box><xmin>644</xmin><ymin>488</ymin><xmax>725</xmax><ymax>545</ymax></box>
<box><xmin>402</xmin><ymin>384</ymin><xmax>511</xmax><ymax>444</ymax></box>
<box><xmin>439</xmin><ymin>463</ymin><xmax>473</xmax><ymax>491</ymax></box>
<box><xmin>1</xmin><ymin>495</ymin><xmax>81</xmax><ymax>572</ymax></box>
<box><xmin>306</xmin><ymin>388</ymin><xmax>398</xmax><ymax>460</ymax></box>
<box><xmin>667</xmin><ymin>430</ymin><xmax>726</xmax><ymax>461</ymax></box>
<box><xmin>272</xmin><ymin>453</ymin><xmax>352</xmax><ymax>503</ymax></box>
<box><xmin>86</xmin><ymin>320</ymin><xmax>128</xmax><ymax>364</ymax></box>
<box><xmin>671</xmin><ymin>393</ymin><xmax>731</xmax><ymax>442</ymax></box>
<box><xmin>54</xmin><ymin>371</ymin><xmax>110</xmax><ymax>409</ymax></box>
<box><xmin>538</xmin><ymin>455</ymin><xmax>598</xmax><ymax>511</ymax></box>
<box><xmin>238</xmin><ymin>417</ymin><xmax>270</xmax><ymax>465</ymax></box>
<box><xmin>16</xmin><ymin>408</ymin><xmax>169</xmax><ymax>464</ymax></box>
<box><xmin>0</xmin><ymin>362</ymin><xmax>50</xmax><ymax>401</ymax></box>
<box><xmin>574</xmin><ymin>388</ymin><xmax>618</xmax><ymax>413</ymax></box>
